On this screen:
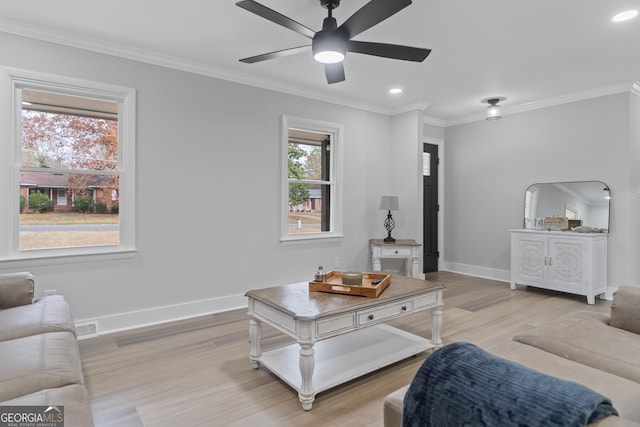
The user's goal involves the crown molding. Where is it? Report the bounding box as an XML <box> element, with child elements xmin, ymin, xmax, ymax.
<box><xmin>0</xmin><ymin>19</ymin><xmax>397</xmax><ymax>116</ymax></box>
<box><xmin>445</xmin><ymin>81</ymin><xmax>640</xmax><ymax>127</ymax></box>
<box><xmin>423</xmin><ymin>115</ymin><xmax>447</xmax><ymax>127</ymax></box>
<box><xmin>391</xmin><ymin>100</ymin><xmax>430</xmax><ymax>115</ymax></box>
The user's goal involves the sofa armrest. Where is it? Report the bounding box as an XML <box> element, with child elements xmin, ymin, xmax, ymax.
<box><xmin>0</xmin><ymin>272</ymin><xmax>34</xmax><ymax>309</ymax></box>
<box><xmin>384</xmin><ymin>385</ymin><xmax>409</xmax><ymax>427</ymax></box>
<box><xmin>610</xmin><ymin>286</ymin><xmax>640</xmax><ymax>335</ymax></box>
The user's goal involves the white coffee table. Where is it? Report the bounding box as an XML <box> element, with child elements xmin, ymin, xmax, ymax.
<box><xmin>245</xmin><ymin>274</ymin><xmax>444</xmax><ymax>410</ymax></box>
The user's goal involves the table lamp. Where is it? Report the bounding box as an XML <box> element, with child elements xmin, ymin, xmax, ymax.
<box><xmin>379</xmin><ymin>196</ymin><xmax>399</xmax><ymax>243</ymax></box>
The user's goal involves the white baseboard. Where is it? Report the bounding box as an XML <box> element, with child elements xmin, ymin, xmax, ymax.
<box><xmin>442</xmin><ymin>261</ymin><xmax>511</xmax><ymax>283</ymax></box>
<box><xmin>75</xmin><ymin>293</ymin><xmax>246</xmax><ymax>338</ymax></box>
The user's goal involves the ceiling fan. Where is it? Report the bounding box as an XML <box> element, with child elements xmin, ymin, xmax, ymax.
<box><xmin>236</xmin><ymin>0</ymin><xmax>431</xmax><ymax>84</ymax></box>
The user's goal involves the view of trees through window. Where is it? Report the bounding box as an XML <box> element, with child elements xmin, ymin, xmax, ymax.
<box><xmin>19</xmin><ymin>89</ymin><xmax>120</xmax><ymax>250</ymax></box>
<box><xmin>287</xmin><ymin>129</ymin><xmax>331</xmax><ymax>234</ymax></box>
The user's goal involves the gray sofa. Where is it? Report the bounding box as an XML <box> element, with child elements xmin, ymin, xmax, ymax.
<box><xmin>0</xmin><ymin>272</ymin><xmax>94</xmax><ymax>426</ymax></box>
<box><xmin>384</xmin><ymin>286</ymin><xmax>640</xmax><ymax>427</ymax></box>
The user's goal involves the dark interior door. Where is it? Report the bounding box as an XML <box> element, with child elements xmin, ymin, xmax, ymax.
<box><xmin>423</xmin><ymin>143</ymin><xmax>439</xmax><ymax>273</ymax></box>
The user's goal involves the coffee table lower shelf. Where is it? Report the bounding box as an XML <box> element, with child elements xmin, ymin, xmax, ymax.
<box><xmin>257</xmin><ymin>324</ymin><xmax>433</xmax><ymax>397</ymax></box>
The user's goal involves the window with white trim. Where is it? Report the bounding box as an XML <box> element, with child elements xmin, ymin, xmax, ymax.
<box><xmin>281</xmin><ymin>115</ymin><xmax>342</xmax><ymax>241</ymax></box>
<box><xmin>1</xmin><ymin>68</ymin><xmax>136</xmax><ymax>260</ymax></box>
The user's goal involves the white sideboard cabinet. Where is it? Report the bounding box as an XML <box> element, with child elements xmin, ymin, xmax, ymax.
<box><xmin>510</xmin><ymin>229</ymin><xmax>607</xmax><ymax>304</ymax></box>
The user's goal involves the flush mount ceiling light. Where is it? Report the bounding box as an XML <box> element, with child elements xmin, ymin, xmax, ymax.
<box><xmin>389</xmin><ymin>88</ymin><xmax>403</xmax><ymax>94</ymax></box>
<box><xmin>484</xmin><ymin>97</ymin><xmax>504</xmax><ymax>120</ymax></box>
<box><xmin>612</xmin><ymin>9</ymin><xmax>638</xmax><ymax>22</ymax></box>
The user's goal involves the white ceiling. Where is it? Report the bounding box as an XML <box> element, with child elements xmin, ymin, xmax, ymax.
<box><xmin>1</xmin><ymin>0</ymin><xmax>639</xmax><ymax>123</ymax></box>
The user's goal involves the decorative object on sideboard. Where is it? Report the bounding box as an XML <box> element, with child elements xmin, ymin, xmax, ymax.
<box><xmin>545</xmin><ymin>216</ymin><xmax>569</xmax><ymax>230</ymax></box>
<box><xmin>379</xmin><ymin>195</ymin><xmax>399</xmax><ymax>243</ymax></box>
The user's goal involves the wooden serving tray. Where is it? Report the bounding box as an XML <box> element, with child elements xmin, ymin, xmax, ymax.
<box><xmin>309</xmin><ymin>271</ymin><xmax>391</xmax><ymax>298</ymax></box>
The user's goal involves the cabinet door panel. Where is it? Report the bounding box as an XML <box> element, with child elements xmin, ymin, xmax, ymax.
<box><xmin>548</xmin><ymin>239</ymin><xmax>584</xmax><ymax>289</ymax></box>
<box><xmin>517</xmin><ymin>237</ymin><xmax>547</xmax><ymax>284</ymax></box>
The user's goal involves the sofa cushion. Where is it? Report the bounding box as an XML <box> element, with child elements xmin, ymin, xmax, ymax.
<box><xmin>513</xmin><ymin>311</ymin><xmax>640</xmax><ymax>383</ymax></box>
<box><xmin>0</xmin><ymin>331</ymin><xmax>84</xmax><ymax>401</ymax></box>
<box><xmin>610</xmin><ymin>287</ymin><xmax>640</xmax><ymax>335</ymax></box>
<box><xmin>0</xmin><ymin>272</ymin><xmax>34</xmax><ymax>309</ymax></box>
<box><xmin>488</xmin><ymin>340</ymin><xmax>640</xmax><ymax>423</ymax></box>
<box><xmin>384</xmin><ymin>342</ymin><xmax>640</xmax><ymax>427</ymax></box>
<box><xmin>0</xmin><ymin>384</ymin><xmax>95</xmax><ymax>427</ymax></box>
<box><xmin>402</xmin><ymin>342</ymin><xmax>617</xmax><ymax>427</ymax></box>
<box><xmin>0</xmin><ymin>295</ymin><xmax>76</xmax><ymax>341</ymax></box>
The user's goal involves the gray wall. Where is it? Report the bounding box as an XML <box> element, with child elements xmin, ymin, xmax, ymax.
<box><xmin>629</xmin><ymin>90</ymin><xmax>640</xmax><ymax>284</ymax></box>
<box><xmin>440</xmin><ymin>92</ymin><xmax>637</xmax><ymax>287</ymax></box>
<box><xmin>0</xmin><ymin>32</ymin><xmax>424</xmax><ymax>332</ymax></box>
<box><xmin>2</xmin><ymin>30</ymin><xmax>636</xmax><ymax>333</ymax></box>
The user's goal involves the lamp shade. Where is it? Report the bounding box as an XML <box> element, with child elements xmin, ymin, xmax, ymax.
<box><xmin>379</xmin><ymin>196</ymin><xmax>399</xmax><ymax>211</ymax></box>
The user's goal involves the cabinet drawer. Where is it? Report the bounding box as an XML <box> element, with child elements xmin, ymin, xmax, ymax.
<box><xmin>316</xmin><ymin>313</ymin><xmax>356</xmax><ymax>337</ymax></box>
<box><xmin>413</xmin><ymin>293</ymin><xmax>439</xmax><ymax>310</ymax></box>
<box><xmin>358</xmin><ymin>300</ymin><xmax>412</xmax><ymax>326</ymax></box>
<box><xmin>380</xmin><ymin>247</ymin><xmax>411</xmax><ymax>257</ymax></box>
<box><xmin>253</xmin><ymin>302</ymin><xmax>296</xmax><ymax>334</ymax></box>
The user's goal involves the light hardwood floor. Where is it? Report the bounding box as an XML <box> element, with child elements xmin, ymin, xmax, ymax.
<box><xmin>79</xmin><ymin>272</ymin><xmax>611</xmax><ymax>427</ymax></box>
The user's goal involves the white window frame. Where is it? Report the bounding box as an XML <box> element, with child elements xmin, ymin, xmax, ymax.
<box><xmin>565</xmin><ymin>202</ymin><xmax>580</xmax><ymax>220</ymax></box>
<box><xmin>0</xmin><ymin>67</ymin><xmax>136</xmax><ymax>264</ymax></box>
<box><xmin>281</xmin><ymin>115</ymin><xmax>343</xmax><ymax>242</ymax></box>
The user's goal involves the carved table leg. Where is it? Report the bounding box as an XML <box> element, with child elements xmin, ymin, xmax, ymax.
<box><xmin>372</xmin><ymin>256</ymin><xmax>382</xmax><ymax>272</ymax></box>
<box><xmin>298</xmin><ymin>342</ymin><xmax>315</xmax><ymax>410</ymax></box>
<box><xmin>249</xmin><ymin>318</ymin><xmax>262</xmax><ymax>369</ymax></box>
<box><xmin>430</xmin><ymin>307</ymin><xmax>443</xmax><ymax>348</ymax></box>
<box><xmin>410</xmin><ymin>257</ymin><xmax>420</xmax><ymax>278</ymax></box>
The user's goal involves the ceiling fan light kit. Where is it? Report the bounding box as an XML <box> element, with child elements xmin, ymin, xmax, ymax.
<box><xmin>236</xmin><ymin>0</ymin><xmax>431</xmax><ymax>84</ymax></box>
<box><xmin>312</xmin><ymin>14</ymin><xmax>347</xmax><ymax>64</ymax></box>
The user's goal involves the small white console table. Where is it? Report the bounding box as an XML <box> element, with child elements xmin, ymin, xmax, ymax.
<box><xmin>370</xmin><ymin>239</ymin><xmax>421</xmax><ymax>278</ymax></box>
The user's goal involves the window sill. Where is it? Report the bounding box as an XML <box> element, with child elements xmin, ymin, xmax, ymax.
<box><xmin>280</xmin><ymin>233</ymin><xmax>344</xmax><ymax>244</ymax></box>
<box><xmin>0</xmin><ymin>247</ymin><xmax>138</xmax><ymax>269</ymax></box>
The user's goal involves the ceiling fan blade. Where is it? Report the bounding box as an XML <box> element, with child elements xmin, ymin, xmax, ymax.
<box><xmin>347</xmin><ymin>41</ymin><xmax>431</xmax><ymax>62</ymax></box>
<box><xmin>325</xmin><ymin>63</ymin><xmax>345</xmax><ymax>84</ymax></box>
<box><xmin>337</xmin><ymin>0</ymin><xmax>412</xmax><ymax>39</ymax></box>
<box><xmin>236</xmin><ymin>0</ymin><xmax>316</xmax><ymax>39</ymax></box>
<box><xmin>240</xmin><ymin>45</ymin><xmax>311</xmax><ymax>63</ymax></box>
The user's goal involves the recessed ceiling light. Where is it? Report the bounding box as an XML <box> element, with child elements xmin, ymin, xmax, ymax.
<box><xmin>389</xmin><ymin>88</ymin><xmax>403</xmax><ymax>94</ymax></box>
<box><xmin>612</xmin><ymin>9</ymin><xmax>638</xmax><ymax>22</ymax></box>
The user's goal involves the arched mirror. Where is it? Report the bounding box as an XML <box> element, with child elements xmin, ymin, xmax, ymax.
<box><xmin>524</xmin><ymin>181</ymin><xmax>610</xmax><ymax>232</ymax></box>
